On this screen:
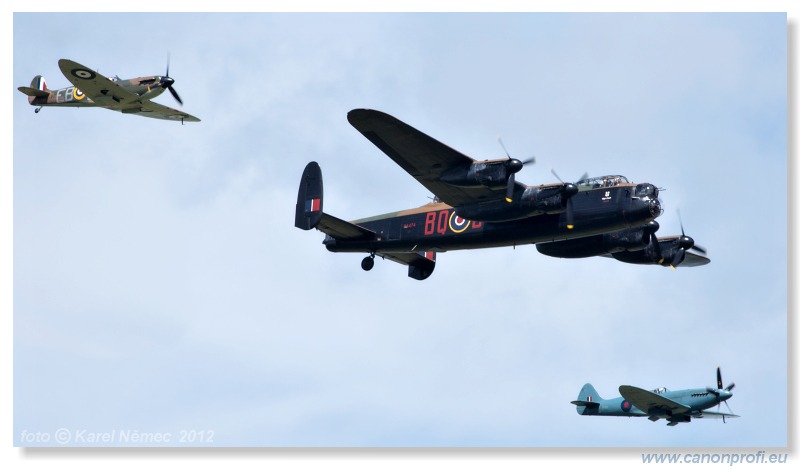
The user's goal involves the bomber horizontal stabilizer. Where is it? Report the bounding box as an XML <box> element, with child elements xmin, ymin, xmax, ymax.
<box><xmin>379</xmin><ymin>251</ymin><xmax>437</xmax><ymax>281</ymax></box>
<box><xmin>317</xmin><ymin>213</ymin><xmax>376</xmax><ymax>241</ymax></box>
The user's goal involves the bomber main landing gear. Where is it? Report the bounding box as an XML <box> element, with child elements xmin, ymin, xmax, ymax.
<box><xmin>361</xmin><ymin>253</ymin><xmax>375</xmax><ymax>271</ymax></box>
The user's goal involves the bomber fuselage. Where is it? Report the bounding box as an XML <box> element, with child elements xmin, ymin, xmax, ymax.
<box><xmin>324</xmin><ymin>182</ymin><xmax>661</xmax><ymax>254</ymax></box>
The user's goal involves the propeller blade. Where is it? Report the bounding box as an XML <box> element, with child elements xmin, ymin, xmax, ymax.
<box><xmin>565</xmin><ymin>199</ymin><xmax>574</xmax><ymax>229</ymax></box>
<box><xmin>725</xmin><ymin>382</ymin><xmax>735</xmax><ymax>392</ymax></box>
<box><xmin>498</xmin><ymin>137</ymin><xmax>511</xmax><ymax>159</ymax></box>
<box><xmin>168</xmin><ymin>86</ymin><xmax>183</xmax><ymax>106</ymax></box>
<box><xmin>550</xmin><ymin>167</ymin><xmax>563</xmax><ymax>183</ymax></box>
<box><xmin>717</xmin><ymin>367</ymin><xmax>723</xmax><ymax>390</ymax></box>
<box><xmin>651</xmin><ymin>232</ymin><xmax>664</xmax><ymax>264</ymax></box>
<box><xmin>723</xmin><ymin>400</ymin><xmax>733</xmax><ymax>414</ymax></box>
<box><xmin>670</xmin><ymin>247</ymin><xmax>686</xmax><ymax>268</ymax></box>
<box><xmin>691</xmin><ymin>244</ymin><xmax>708</xmax><ymax>255</ymax></box>
<box><xmin>505</xmin><ymin>172</ymin><xmax>515</xmax><ymax>203</ymax></box>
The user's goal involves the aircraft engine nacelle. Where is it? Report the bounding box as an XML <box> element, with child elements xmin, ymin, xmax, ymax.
<box><xmin>536</xmin><ymin>222</ymin><xmax>658</xmax><ymax>259</ymax></box>
<box><xmin>454</xmin><ymin>185</ymin><xmax>569</xmax><ymax>222</ymax></box>
<box><xmin>440</xmin><ymin>161</ymin><xmax>509</xmax><ymax>188</ymax></box>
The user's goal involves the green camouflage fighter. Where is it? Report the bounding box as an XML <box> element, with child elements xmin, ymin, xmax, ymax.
<box><xmin>18</xmin><ymin>58</ymin><xmax>200</xmax><ymax>123</ymax></box>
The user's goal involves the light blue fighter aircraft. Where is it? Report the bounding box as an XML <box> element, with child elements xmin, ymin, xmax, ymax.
<box><xmin>571</xmin><ymin>367</ymin><xmax>738</xmax><ymax>426</ymax></box>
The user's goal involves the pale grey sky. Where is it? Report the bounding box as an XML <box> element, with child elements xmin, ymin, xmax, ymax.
<box><xmin>8</xmin><ymin>6</ymin><xmax>792</xmax><ymax>460</ymax></box>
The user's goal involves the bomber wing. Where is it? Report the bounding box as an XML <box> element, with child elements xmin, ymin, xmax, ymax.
<box><xmin>57</xmin><ymin>59</ymin><xmax>200</xmax><ymax>122</ymax></box>
<box><xmin>347</xmin><ymin>108</ymin><xmax>520</xmax><ymax>207</ymax></box>
<box><xmin>619</xmin><ymin>385</ymin><xmax>691</xmax><ymax>415</ymax></box>
<box><xmin>681</xmin><ymin>250</ymin><xmax>710</xmax><ymax>267</ymax></box>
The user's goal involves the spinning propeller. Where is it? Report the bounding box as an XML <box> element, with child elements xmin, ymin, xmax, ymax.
<box><xmin>707</xmin><ymin>366</ymin><xmax>736</xmax><ymax>422</ymax></box>
<box><xmin>549</xmin><ymin>168</ymin><xmax>585</xmax><ymax>229</ymax></box>
<box><xmin>161</xmin><ymin>55</ymin><xmax>184</xmax><ymax>106</ymax></box>
<box><xmin>665</xmin><ymin>210</ymin><xmax>707</xmax><ymax>268</ymax></box>
<box><xmin>498</xmin><ymin>138</ymin><xmax>535</xmax><ymax>203</ymax></box>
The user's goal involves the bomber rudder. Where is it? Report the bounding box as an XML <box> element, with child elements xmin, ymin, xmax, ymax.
<box><xmin>295</xmin><ymin>161</ymin><xmax>323</xmax><ymax>230</ymax></box>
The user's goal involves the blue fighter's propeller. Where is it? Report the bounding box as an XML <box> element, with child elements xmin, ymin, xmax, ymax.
<box><xmin>707</xmin><ymin>366</ymin><xmax>736</xmax><ymax>422</ymax></box>
<box><xmin>498</xmin><ymin>138</ymin><xmax>535</xmax><ymax>203</ymax></box>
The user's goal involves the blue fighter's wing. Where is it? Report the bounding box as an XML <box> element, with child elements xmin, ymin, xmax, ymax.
<box><xmin>619</xmin><ymin>385</ymin><xmax>691</xmax><ymax>415</ymax></box>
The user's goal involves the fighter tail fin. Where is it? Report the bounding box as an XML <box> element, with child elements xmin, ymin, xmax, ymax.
<box><xmin>18</xmin><ymin>75</ymin><xmax>51</xmax><ymax>102</ymax></box>
<box><xmin>571</xmin><ymin>383</ymin><xmax>602</xmax><ymax>414</ymax></box>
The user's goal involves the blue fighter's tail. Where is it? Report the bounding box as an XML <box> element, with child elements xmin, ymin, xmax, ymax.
<box><xmin>571</xmin><ymin>383</ymin><xmax>602</xmax><ymax>415</ymax></box>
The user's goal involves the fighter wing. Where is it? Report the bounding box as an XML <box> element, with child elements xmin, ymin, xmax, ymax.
<box><xmin>348</xmin><ymin>109</ymin><xmax>516</xmax><ymax>207</ymax></box>
<box><xmin>691</xmin><ymin>409</ymin><xmax>740</xmax><ymax>420</ymax></box>
<box><xmin>129</xmin><ymin>100</ymin><xmax>201</xmax><ymax>122</ymax></box>
<box><xmin>619</xmin><ymin>385</ymin><xmax>691</xmax><ymax>415</ymax></box>
<box><xmin>58</xmin><ymin>59</ymin><xmax>141</xmax><ymax>110</ymax></box>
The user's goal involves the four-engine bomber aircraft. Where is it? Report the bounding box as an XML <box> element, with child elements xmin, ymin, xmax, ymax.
<box><xmin>295</xmin><ymin>109</ymin><xmax>708</xmax><ymax>280</ymax></box>
<box><xmin>571</xmin><ymin>368</ymin><xmax>738</xmax><ymax>426</ymax></box>
<box><xmin>18</xmin><ymin>59</ymin><xmax>200</xmax><ymax>123</ymax></box>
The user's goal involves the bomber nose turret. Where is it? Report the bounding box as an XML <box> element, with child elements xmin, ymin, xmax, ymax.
<box><xmin>649</xmin><ymin>197</ymin><xmax>663</xmax><ymax>218</ymax></box>
<box><xmin>628</xmin><ymin>182</ymin><xmax>662</xmax><ymax>223</ymax></box>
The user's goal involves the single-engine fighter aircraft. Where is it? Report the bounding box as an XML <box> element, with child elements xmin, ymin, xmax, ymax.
<box><xmin>571</xmin><ymin>367</ymin><xmax>738</xmax><ymax>426</ymax></box>
<box><xmin>295</xmin><ymin>109</ymin><xmax>697</xmax><ymax>280</ymax></box>
<box><xmin>18</xmin><ymin>59</ymin><xmax>200</xmax><ymax>123</ymax></box>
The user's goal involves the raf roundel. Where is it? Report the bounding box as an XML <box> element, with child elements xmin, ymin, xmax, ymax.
<box><xmin>620</xmin><ymin>400</ymin><xmax>632</xmax><ymax>413</ymax></box>
<box><xmin>72</xmin><ymin>88</ymin><xmax>86</xmax><ymax>100</ymax></box>
<box><xmin>448</xmin><ymin>211</ymin><xmax>471</xmax><ymax>233</ymax></box>
<box><xmin>70</xmin><ymin>68</ymin><xmax>96</xmax><ymax>80</ymax></box>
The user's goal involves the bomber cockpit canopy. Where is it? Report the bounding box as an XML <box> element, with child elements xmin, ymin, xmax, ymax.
<box><xmin>652</xmin><ymin>387</ymin><xmax>669</xmax><ymax>394</ymax></box>
<box><xmin>577</xmin><ymin>175</ymin><xmax>629</xmax><ymax>190</ymax></box>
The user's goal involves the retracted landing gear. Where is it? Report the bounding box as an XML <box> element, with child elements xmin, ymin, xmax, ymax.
<box><xmin>361</xmin><ymin>253</ymin><xmax>375</xmax><ymax>271</ymax></box>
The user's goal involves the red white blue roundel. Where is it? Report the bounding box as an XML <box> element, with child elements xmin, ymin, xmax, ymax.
<box><xmin>621</xmin><ymin>400</ymin><xmax>632</xmax><ymax>413</ymax></box>
<box><xmin>448</xmin><ymin>211</ymin><xmax>470</xmax><ymax>233</ymax></box>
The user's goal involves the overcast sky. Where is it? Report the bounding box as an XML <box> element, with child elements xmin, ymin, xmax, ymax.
<box><xmin>9</xmin><ymin>7</ymin><xmax>790</xmax><ymax>456</ymax></box>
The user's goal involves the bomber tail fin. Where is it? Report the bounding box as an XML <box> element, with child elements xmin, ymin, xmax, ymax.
<box><xmin>18</xmin><ymin>75</ymin><xmax>51</xmax><ymax>103</ymax></box>
<box><xmin>295</xmin><ymin>161</ymin><xmax>324</xmax><ymax>230</ymax></box>
<box><xmin>571</xmin><ymin>383</ymin><xmax>602</xmax><ymax>415</ymax></box>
